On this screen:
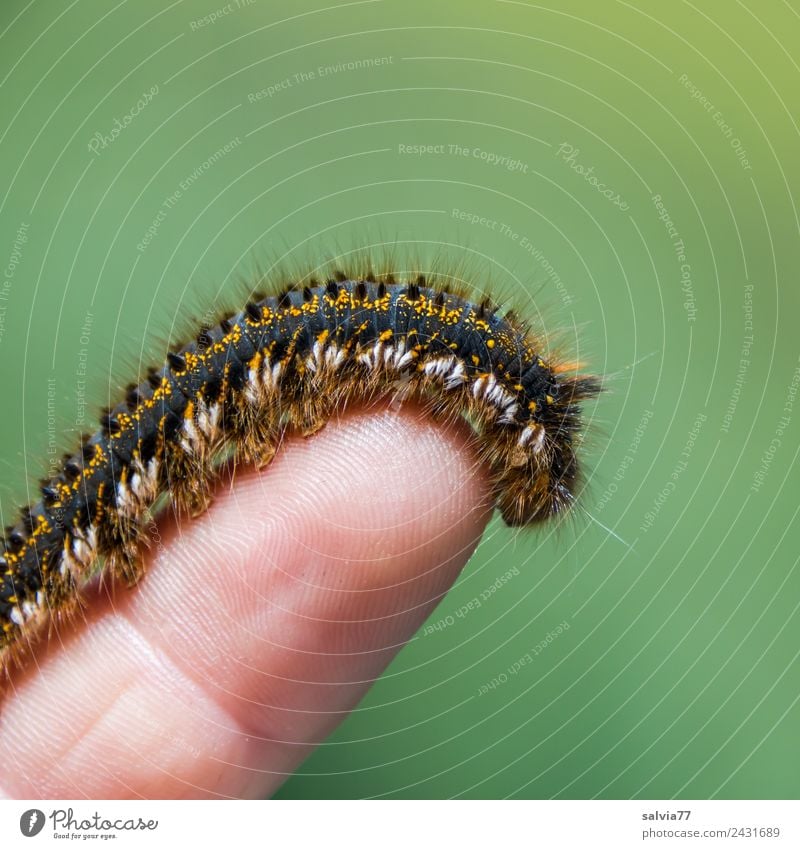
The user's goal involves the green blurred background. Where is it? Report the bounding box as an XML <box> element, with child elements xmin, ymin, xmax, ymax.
<box><xmin>0</xmin><ymin>0</ymin><xmax>798</xmax><ymax>799</ymax></box>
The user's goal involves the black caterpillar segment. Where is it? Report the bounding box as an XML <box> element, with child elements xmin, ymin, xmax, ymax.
<box><xmin>0</xmin><ymin>276</ymin><xmax>600</xmax><ymax>667</ymax></box>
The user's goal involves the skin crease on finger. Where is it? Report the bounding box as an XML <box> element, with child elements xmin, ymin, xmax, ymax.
<box><xmin>0</xmin><ymin>403</ymin><xmax>493</xmax><ymax>799</ymax></box>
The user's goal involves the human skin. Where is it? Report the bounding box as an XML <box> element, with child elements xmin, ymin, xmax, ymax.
<box><xmin>0</xmin><ymin>403</ymin><xmax>492</xmax><ymax>798</ymax></box>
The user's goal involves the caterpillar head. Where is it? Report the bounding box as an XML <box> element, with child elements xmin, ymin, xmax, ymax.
<box><xmin>492</xmin><ymin>374</ymin><xmax>600</xmax><ymax>527</ymax></box>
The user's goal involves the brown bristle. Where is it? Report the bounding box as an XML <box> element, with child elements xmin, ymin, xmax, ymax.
<box><xmin>0</xmin><ymin>268</ymin><xmax>599</xmax><ymax>678</ymax></box>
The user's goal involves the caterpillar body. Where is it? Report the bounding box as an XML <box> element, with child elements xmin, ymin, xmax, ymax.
<box><xmin>0</xmin><ymin>269</ymin><xmax>600</xmax><ymax>670</ymax></box>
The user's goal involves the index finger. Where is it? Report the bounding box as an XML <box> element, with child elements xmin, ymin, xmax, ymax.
<box><xmin>0</xmin><ymin>403</ymin><xmax>492</xmax><ymax>799</ymax></box>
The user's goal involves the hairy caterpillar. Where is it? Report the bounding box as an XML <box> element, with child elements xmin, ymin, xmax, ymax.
<box><xmin>0</xmin><ymin>264</ymin><xmax>600</xmax><ymax>672</ymax></box>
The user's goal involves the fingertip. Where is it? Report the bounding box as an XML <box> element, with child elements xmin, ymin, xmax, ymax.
<box><xmin>0</xmin><ymin>402</ymin><xmax>494</xmax><ymax>798</ymax></box>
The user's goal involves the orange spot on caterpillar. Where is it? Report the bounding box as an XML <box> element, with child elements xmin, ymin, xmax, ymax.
<box><xmin>552</xmin><ymin>359</ymin><xmax>586</xmax><ymax>374</ymax></box>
